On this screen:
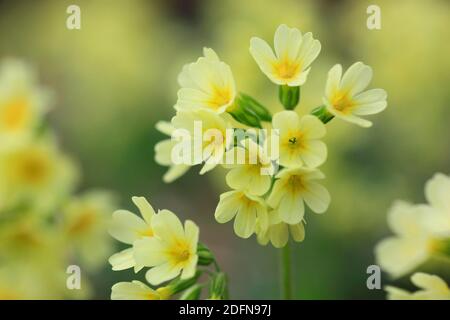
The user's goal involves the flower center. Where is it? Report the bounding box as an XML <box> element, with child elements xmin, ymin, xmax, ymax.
<box><xmin>68</xmin><ymin>209</ymin><xmax>97</xmax><ymax>235</ymax></box>
<box><xmin>274</xmin><ymin>58</ymin><xmax>301</xmax><ymax>80</ymax></box>
<box><xmin>287</xmin><ymin>175</ymin><xmax>306</xmax><ymax>193</ymax></box>
<box><xmin>1</xmin><ymin>97</ymin><xmax>31</xmax><ymax>131</ymax></box>
<box><xmin>15</xmin><ymin>152</ymin><xmax>51</xmax><ymax>185</ymax></box>
<box><xmin>331</xmin><ymin>91</ymin><xmax>354</xmax><ymax>114</ymax></box>
<box><xmin>169</xmin><ymin>241</ymin><xmax>191</xmax><ymax>265</ymax></box>
<box><xmin>209</xmin><ymin>86</ymin><xmax>232</xmax><ymax>110</ymax></box>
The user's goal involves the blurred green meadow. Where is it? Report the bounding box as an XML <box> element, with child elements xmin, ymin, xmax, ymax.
<box><xmin>0</xmin><ymin>0</ymin><xmax>449</xmax><ymax>299</ymax></box>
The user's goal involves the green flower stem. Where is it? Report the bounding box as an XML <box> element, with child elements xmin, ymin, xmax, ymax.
<box><xmin>280</xmin><ymin>242</ymin><xmax>293</xmax><ymax>299</ymax></box>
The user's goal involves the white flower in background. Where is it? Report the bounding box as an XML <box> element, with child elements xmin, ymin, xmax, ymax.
<box><xmin>421</xmin><ymin>173</ymin><xmax>450</xmax><ymax>237</ymax></box>
<box><xmin>0</xmin><ymin>59</ymin><xmax>51</xmax><ymax>150</ymax></box>
<box><xmin>215</xmin><ymin>190</ymin><xmax>268</xmax><ymax>239</ymax></box>
<box><xmin>176</xmin><ymin>48</ymin><xmax>236</xmax><ymax>114</ymax></box>
<box><xmin>249</xmin><ymin>24</ymin><xmax>321</xmax><ymax>86</ymax></box>
<box><xmin>108</xmin><ymin>196</ymin><xmax>155</xmax><ymax>272</ymax></box>
<box><xmin>323</xmin><ymin>62</ymin><xmax>387</xmax><ymax>127</ymax></box>
<box><xmin>172</xmin><ymin>109</ymin><xmax>232</xmax><ymax>174</ymax></box>
<box><xmin>256</xmin><ymin>210</ymin><xmax>305</xmax><ymax>248</ymax></box>
<box><xmin>154</xmin><ymin>121</ymin><xmax>191</xmax><ymax>183</ymax></box>
<box><xmin>223</xmin><ymin>138</ymin><xmax>274</xmax><ymax>196</ymax></box>
<box><xmin>271</xmin><ymin>111</ymin><xmax>327</xmax><ymax>168</ymax></box>
<box><xmin>268</xmin><ymin>167</ymin><xmax>330</xmax><ymax>224</ymax></box>
<box><xmin>134</xmin><ymin>209</ymin><xmax>199</xmax><ymax>285</ymax></box>
<box><xmin>386</xmin><ymin>273</ymin><xmax>450</xmax><ymax>300</ymax></box>
<box><xmin>375</xmin><ymin>201</ymin><xmax>435</xmax><ymax>278</ymax></box>
<box><xmin>111</xmin><ymin>280</ymin><xmax>170</xmax><ymax>300</ymax></box>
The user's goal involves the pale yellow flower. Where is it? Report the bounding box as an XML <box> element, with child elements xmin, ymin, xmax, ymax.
<box><xmin>375</xmin><ymin>201</ymin><xmax>435</xmax><ymax>278</ymax></box>
<box><xmin>386</xmin><ymin>273</ymin><xmax>450</xmax><ymax>300</ymax></box>
<box><xmin>108</xmin><ymin>196</ymin><xmax>156</xmax><ymax>272</ymax></box>
<box><xmin>249</xmin><ymin>24</ymin><xmax>321</xmax><ymax>86</ymax></box>
<box><xmin>134</xmin><ymin>209</ymin><xmax>199</xmax><ymax>285</ymax></box>
<box><xmin>172</xmin><ymin>109</ymin><xmax>232</xmax><ymax>174</ymax></box>
<box><xmin>271</xmin><ymin>111</ymin><xmax>327</xmax><ymax>168</ymax></box>
<box><xmin>256</xmin><ymin>210</ymin><xmax>305</xmax><ymax>248</ymax></box>
<box><xmin>0</xmin><ymin>136</ymin><xmax>78</xmax><ymax>213</ymax></box>
<box><xmin>268</xmin><ymin>167</ymin><xmax>330</xmax><ymax>224</ymax></box>
<box><xmin>111</xmin><ymin>280</ymin><xmax>170</xmax><ymax>300</ymax></box>
<box><xmin>323</xmin><ymin>62</ymin><xmax>387</xmax><ymax>127</ymax></box>
<box><xmin>421</xmin><ymin>173</ymin><xmax>450</xmax><ymax>237</ymax></box>
<box><xmin>176</xmin><ymin>48</ymin><xmax>236</xmax><ymax>114</ymax></box>
<box><xmin>62</xmin><ymin>191</ymin><xmax>116</xmax><ymax>270</ymax></box>
<box><xmin>0</xmin><ymin>59</ymin><xmax>51</xmax><ymax>150</ymax></box>
<box><xmin>223</xmin><ymin>138</ymin><xmax>274</xmax><ymax>196</ymax></box>
<box><xmin>154</xmin><ymin>121</ymin><xmax>191</xmax><ymax>183</ymax></box>
<box><xmin>215</xmin><ymin>190</ymin><xmax>268</xmax><ymax>239</ymax></box>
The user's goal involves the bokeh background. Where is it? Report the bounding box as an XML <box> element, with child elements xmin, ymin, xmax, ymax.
<box><xmin>0</xmin><ymin>0</ymin><xmax>449</xmax><ymax>299</ymax></box>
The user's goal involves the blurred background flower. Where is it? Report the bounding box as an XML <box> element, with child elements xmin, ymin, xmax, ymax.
<box><xmin>0</xmin><ymin>0</ymin><xmax>448</xmax><ymax>299</ymax></box>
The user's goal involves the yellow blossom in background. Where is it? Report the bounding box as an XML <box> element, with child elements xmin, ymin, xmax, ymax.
<box><xmin>268</xmin><ymin>167</ymin><xmax>330</xmax><ymax>224</ymax></box>
<box><xmin>134</xmin><ymin>209</ymin><xmax>199</xmax><ymax>285</ymax></box>
<box><xmin>421</xmin><ymin>173</ymin><xmax>450</xmax><ymax>237</ymax></box>
<box><xmin>223</xmin><ymin>138</ymin><xmax>274</xmax><ymax>196</ymax></box>
<box><xmin>172</xmin><ymin>109</ymin><xmax>232</xmax><ymax>174</ymax></box>
<box><xmin>154</xmin><ymin>121</ymin><xmax>191</xmax><ymax>183</ymax></box>
<box><xmin>62</xmin><ymin>191</ymin><xmax>116</xmax><ymax>271</ymax></box>
<box><xmin>176</xmin><ymin>48</ymin><xmax>236</xmax><ymax>114</ymax></box>
<box><xmin>375</xmin><ymin>201</ymin><xmax>433</xmax><ymax>278</ymax></box>
<box><xmin>215</xmin><ymin>190</ymin><xmax>268</xmax><ymax>239</ymax></box>
<box><xmin>386</xmin><ymin>273</ymin><xmax>450</xmax><ymax>300</ymax></box>
<box><xmin>249</xmin><ymin>24</ymin><xmax>321</xmax><ymax>87</ymax></box>
<box><xmin>256</xmin><ymin>210</ymin><xmax>305</xmax><ymax>248</ymax></box>
<box><xmin>0</xmin><ymin>135</ymin><xmax>78</xmax><ymax>214</ymax></box>
<box><xmin>111</xmin><ymin>280</ymin><xmax>170</xmax><ymax>300</ymax></box>
<box><xmin>0</xmin><ymin>59</ymin><xmax>50</xmax><ymax>150</ymax></box>
<box><xmin>271</xmin><ymin>111</ymin><xmax>327</xmax><ymax>168</ymax></box>
<box><xmin>323</xmin><ymin>62</ymin><xmax>387</xmax><ymax>128</ymax></box>
<box><xmin>108</xmin><ymin>196</ymin><xmax>155</xmax><ymax>271</ymax></box>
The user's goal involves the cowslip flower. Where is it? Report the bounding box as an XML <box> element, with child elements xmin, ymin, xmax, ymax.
<box><xmin>386</xmin><ymin>273</ymin><xmax>450</xmax><ymax>300</ymax></box>
<box><xmin>134</xmin><ymin>209</ymin><xmax>199</xmax><ymax>285</ymax></box>
<box><xmin>0</xmin><ymin>59</ymin><xmax>50</xmax><ymax>150</ymax></box>
<box><xmin>108</xmin><ymin>196</ymin><xmax>155</xmax><ymax>272</ymax></box>
<box><xmin>62</xmin><ymin>191</ymin><xmax>116</xmax><ymax>270</ymax></box>
<box><xmin>323</xmin><ymin>62</ymin><xmax>387</xmax><ymax>127</ymax></box>
<box><xmin>421</xmin><ymin>173</ymin><xmax>450</xmax><ymax>237</ymax></box>
<box><xmin>154</xmin><ymin>121</ymin><xmax>191</xmax><ymax>183</ymax></box>
<box><xmin>176</xmin><ymin>48</ymin><xmax>236</xmax><ymax>114</ymax></box>
<box><xmin>223</xmin><ymin>138</ymin><xmax>274</xmax><ymax>196</ymax></box>
<box><xmin>271</xmin><ymin>111</ymin><xmax>327</xmax><ymax>168</ymax></box>
<box><xmin>249</xmin><ymin>24</ymin><xmax>321</xmax><ymax>87</ymax></box>
<box><xmin>172</xmin><ymin>109</ymin><xmax>232</xmax><ymax>174</ymax></box>
<box><xmin>268</xmin><ymin>167</ymin><xmax>330</xmax><ymax>224</ymax></box>
<box><xmin>111</xmin><ymin>281</ymin><xmax>171</xmax><ymax>300</ymax></box>
<box><xmin>256</xmin><ymin>210</ymin><xmax>305</xmax><ymax>248</ymax></box>
<box><xmin>375</xmin><ymin>201</ymin><xmax>438</xmax><ymax>278</ymax></box>
<box><xmin>215</xmin><ymin>190</ymin><xmax>268</xmax><ymax>239</ymax></box>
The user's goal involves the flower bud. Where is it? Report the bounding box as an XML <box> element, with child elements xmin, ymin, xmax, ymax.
<box><xmin>179</xmin><ymin>284</ymin><xmax>203</xmax><ymax>300</ymax></box>
<box><xmin>209</xmin><ymin>272</ymin><xmax>228</xmax><ymax>300</ymax></box>
<box><xmin>169</xmin><ymin>271</ymin><xmax>201</xmax><ymax>294</ymax></box>
<box><xmin>238</xmin><ymin>93</ymin><xmax>272</xmax><ymax>122</ymax></box>
<box><xmin>279</xmin><ymin>85</ymin><xmax>300</xmax><ymax>110</ymax></box>
<box><xmin>227</xmin><ymin>101</ymin><xmax>262</xmax><ymax>128</ymax></box>
<box><xmin>197</xmin><ymin>243</ymin><xmax>215</xmax><ymax>266</ymax></box>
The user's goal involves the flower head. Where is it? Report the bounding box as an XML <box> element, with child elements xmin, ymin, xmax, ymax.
<box><xmin>256</xmin><ymin>210</ymin><xmax>305</xmax><ymax>248</ymax></box>
<box><xmin>386</xmin><ymin>273</ymin><xmax>450</xmax><ymax>300</ymax></box>
<box><xmin>215</xmin><ymin>190</ymin><xmax>268</xmax><ymax>239</ymax></box>
<box><xmin>271</xmin><ymin>111</ymin><xmax>327</xmax><ymax>168</ymax></box>
<box><xmin>250</xmin><ymin>24</ymin><xmax>321</xmax><ymax>86</ymax></box>
<box><xmin>268</xmin><ymin>167</ymin><xmax>330</xmax><ymax>224</ymax></box>
<box><xmin>223</xmin><ymin>138</ymin><xmax>274</xmax><ymax>196</ymax></box>
<box><xmin>134</xmin><ymin>209</ymin><xmax>199</xmax><ymax>285</ymax></box>
<box><xmin>323</xmin><ymin>62</ymin><xmax>387</xmax><ymax>127</ymax></box>
<box><xmin>176</xmin><ymin>48</ymin><xmax>236</xmax><ymax>114</ymax></box>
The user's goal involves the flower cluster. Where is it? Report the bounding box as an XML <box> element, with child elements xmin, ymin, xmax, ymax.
<box><xmin>0</xmin><ymin>59</ymin><xmax>115</xmax><ymax>299</ymax></box>
<box><xmin>109</xmin><ymin>197</ymin><xmax>227</xmax><ymax>300</ymax></box>
<box><xmin>375</xmin><ymin>172</ymin><xmax>450</xmax><ymax>300</ymax></box>
<box><xmin>155</xmin><ymin>24</ymin><xmax>387</xmax><ymax>248</ymax></box>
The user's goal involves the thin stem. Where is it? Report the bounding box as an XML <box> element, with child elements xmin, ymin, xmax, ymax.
<box><xmin>280</xmin><ymin>242</ymin><xmax>293</xmax><ymax>299</ymax></box>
